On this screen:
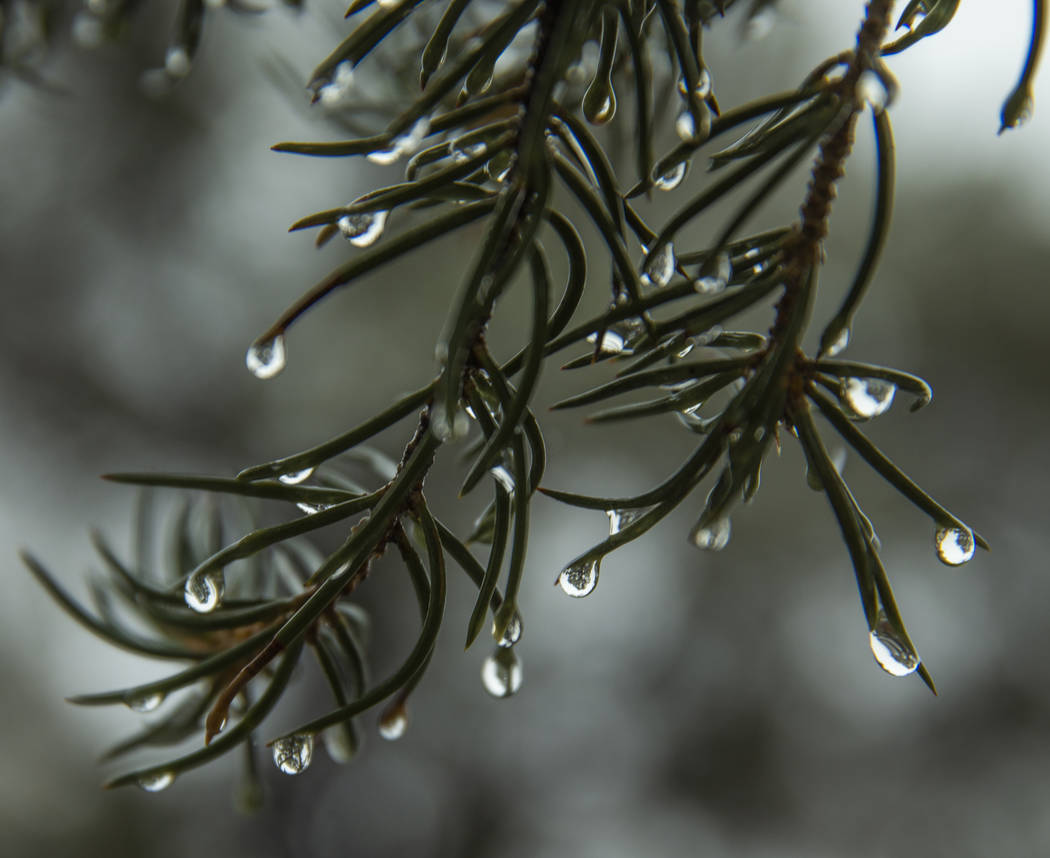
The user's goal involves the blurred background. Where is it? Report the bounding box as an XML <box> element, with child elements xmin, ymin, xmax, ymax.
<box><xmin>2</xmin><ymin>1</ymin><xmax>1049</xmax><ymax>856</ymax></box>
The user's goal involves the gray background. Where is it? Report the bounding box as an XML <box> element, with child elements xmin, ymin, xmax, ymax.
<box><xmin>2</xmin><ymin>2</ymin><xmax>1048</xmax><ymax>856</ymax></box>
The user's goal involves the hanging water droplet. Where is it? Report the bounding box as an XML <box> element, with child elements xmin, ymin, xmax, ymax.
<box><xmin>654</xmin><ymin>161</ymin><xmax>687</xmax><ymax>192</ymax></box>
<box><xmin>480</xmin><ymin>647</ymin><xmax>523</xmax><ymax>699</ymax></box>
<box><xmin>137</xmin><ymin>770</ymin><xmax>176</xmax><ymax>793</ymax></box>
<box><xmin>377</xmin><ymin>702</ymin><xmax>408</xmax><ymax>741</ymax></box>
<box><xmin>430</xmin><ymin>401</ymin><xmax>472</xmax><ymax>443</ymax></box>
<box><xmin>246</xmin><ymin>334</ymin><xmax>286</xmax><ymax>380</ymax></box>
<box><xmin>486</xmin><ymin>150</ymin><xmax>514</xmax><ymax>183</ymax></box>
<box><xmin>856</xmin><ymin>69</ymin><xmax>888</xmax><ymax>112</ymax></box>
<box><xmin>675</xmin><ymin>109</ymin><xmax>698</xmax><ymax>142</ymax></box>
<box><xmin>323</xmin><ymin>725</ymin><xmax>358</xmax><ymax>764</ymax></box>
<box><xmin>690</xmin><ymin>517</ymin><xmax>731</xmax><ymax>551</ymax></box>
<box><xmin>585</xmin><ymin>329</ymin><xmax>626</xmax><ymax>355</ymax></box>
<box><xmin>606</xmin><ymin>508</ymin><xmax>645</xmax><ymax>536</ymax></box>
<box><xmin>869</xmin><ymin>613</ymin><xmax>919</xmax><ymax>677</ymax></box>
<box><xmin>824</xmin><ymin>326</ymin><xmax>850</xmax><ymax>357</ymax></box>
<box><xmin>556</xmin><ymin>559</ymin><xmax>600</xmax><ymax>598</ymax></box>
<box><xmin>125</xmin><ymin>690</ymin><xmax>165</xmax><ymax>714</ymax></box>
<box><xmin>489</xmin><ymin>464</ymin><xmax>516</xmax><ymax>494</ymax></box>
<box><xmin>164</xmin><ymin>45</ymin><xmax>191</xmax><ymax>78</ymax></box>
<box><xmin>295</xmin><ymin>501</ymin><xmax>332</xmax><ymax>515</ymax></box>
<box><xmin>72</xmin><ymin>12</ymin><xmax>104</xmax><ymax>48</ymax></box>
<box><xmin>934</xmin><ymin>525</ymin><xmax>975</xmax><ymax>566</ymax></box>
<box><xmin>278</xmin><ymin>466</ymin><xmax>315</xmax><ymax>485</ymax></box>
<box><xmin>184</xmin><ymin>569</ymin><xmax>224</xmax><ymax>613</ymax></box>
<box><xmin>583</xmin><ymin>87</ymin><xmax>616</xmax><ymax>125</ymax></box>
<box><xmin>318</xmin><ymin>60</ymin><xmax>355</xmax><ymax>107</ymax></box>
<box><xmin>368</xmin><ymin>118</ymin><xmax>431</xmax><ymax>165</ymax></box>
<box><xmin>493</xmin><ymin>610</ymin><xmax>523</xmax><ymax>648</ymax></box>
<box><xmin>641</xmin><ymin>242</ymin><xmax>676</xmax><ymax>288</ymax></box>
<box><xmin>842</xmin><ymin>377</ymin><xmax>896</xmax><ymax>419</ymax></box>
<box><xmin>337</xmin><ymin>209</ymin><xmax>388</xmax><ymax>248</ymax></box>
<box><xmin>272</xmin><ymin>734</ymin><xmax>314</xmax><ymax>775</ymax></box>
<box><xmin>694</xmin><ymin>251</ymin><xmax>732</xmax><ymax>294</ymax></box>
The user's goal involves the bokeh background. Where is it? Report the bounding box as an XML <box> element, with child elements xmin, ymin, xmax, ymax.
<box><xmin>2</xmin><ymin>1</ymin><xmax>1049</xmax><ymax>856</ymax></box>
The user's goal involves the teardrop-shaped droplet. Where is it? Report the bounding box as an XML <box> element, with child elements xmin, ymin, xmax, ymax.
<box><xmin>690</xmin><ymin>517</ymin><xmax>731</xmax><ymax>551</ymax></box>
<box><xmin>842</xmin><ymin>377</ymin><xmax>896</xmax><ymax>419</ymax></box>
<box><xmin>824</xmin><ymin>326</ymin><xmax>850</xmax><ymax>357</ymax></box>
<box><xmin>246</xmin><ymin>334</ymin><xmax>286</xmax><ymax>380</ymax></box>
<box><xmin>583</xmin><ymin>80</ymin><xmax>616</xmax><ymax>125</ymax></box>
<box><xmin>606</xmin><ymin>507</ymin><xmax>645</xmax><ymax>536</ymax></box>
<box><xmin>489</xmin><ymin>464</ymin><xmax>516</xmax><ymax>494</ymax></box>
<box><xmin>137</xmin><ymin>770</ymin><xmax>176</xmax><ymax>793</ymax></box>
<box><xmin>641</xmin><ymin>242</ymin><xmax>676</xmax><ymax>289</ymax></box>
<box><xmin>337</xmin><ymin>209</ymin><xmax>388</xmax><ymax>248</ymax></box>
<box><xmin>486</xmin><ymin>150</ymin><xmax>514</xmax><ymax>183</ymax></box>
<box><xmin>654</xmin><ymin>161</ymin><xmax>687</xmax><ymax>192</ymax></box>
<box><xmin>184</xmin><ymin>569</ymin><xmax>224</xmax><ymax>613</ymax></box>
<box><xmin>430</xmin><ymin>402</ymin><xmax>472</xmax><ymax>443</ymax></box>
<box><xmin>323</xmin><ymin>724</ymin><xmax>358</xmax><ymax>764</ymax></box>
<box><xmin>278</xmin><ymin>466</ymin><xmax>315</xmax><ymax>485</ymax></box>
<box><xmin>694</xmin><ymin>251</ymin><xmax>732</xmax><ymax>294</ymax></box>
<box><xmin>556</xmin><ymin>559</ymin><xmax>600</xmax><ymax>598</ymax></box>
<box><xmin>677</xmin><ymin>68</ymin><xmax>713</xmax><ymax>100</ymax></box>
<box><xmin>493</xmin><ymin>610</ymin><xmax>523</xmax><ymax>648</ymax></box>
<box><xmin>480</xmin><ymin>647</ymin><xmax>523</xmax><ymax>699</ymax></box>
<box><xmin>856</xmin><ymin>70</ymin><xmax>888</xmax><ymax>112</ymax></box>
<box><xmin>1000</xmin><ymin>86</ymin><xmax>1034</xmax><ymax>133</ymax></box>
<box><xmin>272</xmin><ymin>734</ymin><xmax>314</xmax><ymax>775</ymax></box>
<box><xmin>125</xmin><ymin>690</ymin><xmax>165</xmax><ymax>714</ymax></box>
<box><xmin>377</xmin><ymin>702</ymin><xmax>408</xmax><ymax>741</ymax></box>
<box><xmin>674</xmin><ymin>107</ymin><xmax>708</xmax><ymax>143</ymax></box>
<box><xmin>164</xmin><ymin>45</ymin><xmax>191</xmax><ymax>78</ymax></box>
<box><xmin>934</xmin><ymin>525</ymin><xmax>975</xmax><ymax>566</ymax></box>
<box><xmin>869</xmin><ymin>613</ymin><xmax>919</xmax><ymax>677</ymax></box>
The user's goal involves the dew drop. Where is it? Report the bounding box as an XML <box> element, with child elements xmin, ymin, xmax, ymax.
<box><xmin>377</xmin><ymin>702</ymin><xmax>408</xmax><ymax>741</ymax></box>
<box><xmin>430</xmin><ymin>402</ymin><xmax>472</xmax><ymax>443</ymax></box>
<box><xmin>583</xmin><ymin>87</ymin><xmax>616</xmax><ymax>125</ymax></box>
<box><xmin>296</xmin><ymin>501</ymin><xmax>332</xmax><ymax>515</ymax></box>
<box><xmin>641</xmin><ymin>242</ymin><xmax>676</xmax><ymax>289</ymax></box>
<box><xmin>585</xmin><ymin>329</ymin><xmax>626</xmax><ymax>355</ymax></box>
<box><xmin>125</xmin><ymin>690</ymin><xmax>165</xmax><ymax>714</ymax></box>
<box><xmin>607</xmin><ymin>508</ymin><xmax>645</xmax><ymax>536</ymax></box>
<box><xmin>72</xmin><ymin>12</ymin><xmax>104</xmax><ymax>48</ymax></box>
<box><xmin>278</xmin><ymin>466</ymin><xmax>315</xmax><ymax>485</ymax></box>
<box><xmin>164</xmin><ymin>45</ymin><xmax>191</xmax><ymax>78</ymax></box>
<box><xmin>337</xmin><ymin>209</ymin><xmax>388</xmax><ymax>247</ymax></box>
<box><xmin>934</xmin><ymin>525</ymin><xmax>975</xmax><ymax>567</ymax></box>
<box><xmin>246</xmin><ymin>334</ymin><xmax>286</xmax><ymax>380</ymax></box>
<box><xmin>556</xmin><ymin>559</ymin><xmax>600</xmax><ymax>598</ymax></box>
<box><xmin>856</xmin><ymin>69</ymin><xmax>888</xmax><ymax>112</ymax></box>
<box><xmin>323</xmin><ymin>725</ymin><xmax>358</xmax><ymax>764</ymax></box>
<box><xmin>480</xmin><ymin>647</ymin><xmax>523</xmax><ymax>699</ymax></box>
<box><xmin>842</xmin><ymin>377</ymin><xmax>896</xmax><ymax>419</ymax></box>
<box><xmin>824</xmin><ymin>326</ymin><xmax>850</xmax><ymax>357</ymax></box>
<box><xmin>184</xmin><ymin>570</ymin><xmax>224</xmax><ymax>613</ymax></box>
<box><xmin>137</xmin><ymin>770</ymin><xmax>176</xmax><ymax>793</ymax></box>
<box><xmin>869</xmin><ymin>613</ymin><xmax>919</xmax><ymax>677</ymax></box>
<box><xmin>694</xmin><ymin>251</ymin><xmax>731</xmax><ymax>294</ymax></box>
<box><xmin>690</xmin><ymin>517</ymin><xmax>731</xmax><ymax>551</ymax></box>
<box><xmin>675</xmin><ymin>110</ymin><xmax>698</xmax><ymax>143</ymax></box>
<box><xmin>493</xmin><ymin>610</ymin><xmax>523</xmax><ymax>648</ymax></box>
<box><xmin>272</xmin><ymin>734</ymin><xmax>313</xmax><ymax>775</ymax></box>
<box><xmin>654</xmin><ymin>161</ymin><xmax>687</xmax><ymax>192</ymax></box>
<box><xmin>490</xmin><ymin>464</ymin><xmax>516</xmax><ymax>494</ymax></box>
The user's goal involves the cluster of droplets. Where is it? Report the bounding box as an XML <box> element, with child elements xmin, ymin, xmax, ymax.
<box><xmin>935</xmin><ymin>525</ymin><xmax>975</xmax><ymax>566</ymax></box>
<box><xmin>246</xmin><ymin>334</ymin><xmax>286</xmax><ymax>380</ymax></box>
<box><xmin>556</xmin><ymin>558</ymin><xmax>600</xmax><ymax>598</ymax></box>
<box><xmin>272</xmin><ymin>734</ymin><xmax>314</xmax><ymax>775</ymax></box>
<box><xmin>868</xmin><ymin>612</ymin><xmax>919</xmax><ymax>677</ymax></box>
<box><xmin>841</xmin><ymin>377</ymin><xmax>896</xmax><ymax>419</ymax></box>
<box><xmin>480</xmin><ymin>647</ymin><xmax>523</xmax><ymax>699</ymax></box>
<box><xmin>690</xmin><ymin>517</ymin><xmax>731</xmax><ymax>552</ymax></box>
<box><xmin>337</xmin><ymin>209</ymin><xmax>388</xmax><ymax>247</ymax></box>
<box><xmin>184</xmin><ymin>569</ymin><xmax>224</xmax><ymax>613</ymax></box>
<box><xmin>641</xmin><ymin>242</ymin><xmax>676</xmax><ymax>289</ymax></box>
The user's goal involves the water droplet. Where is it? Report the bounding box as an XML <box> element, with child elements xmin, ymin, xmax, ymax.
<box><xmin>675</xmin><ymin>110</ymin><xmax>699</xmax><ymax>143</ymax></box>
<box><xmin>489</xmin><ymin>464</ymin><xmax>516</xmax><ymax>494</ymax></box>
<box><xmin>337</xmin><ymin>209</ymin><xmax>388</xmax><ymax>247</ymax></box>
<box><xmin>654</xmin><ymin>161</ymin><xmax>687</xmax><ymax>192</ymax></box>
<box><xmin>272</xmin><ymin>735</ymin><xmax>313</xmax><ymax>775</ymax></box>
<box><xmin>137</xmin><ymin>770</ymin><xmax>176</xmax><ymax>793</ymax></box>
<box><xmin>493</xmin><ymin>610</ymin><xmax>523</xmax><ymax>648</ymax></box>
<box><xmin>481</xmin><ymin>647</ymin><xmax>523</xmax><ymax>699</ymax></box>
<box><xmin>377</xmin><ymin>702</ymin><xmax>408</xmax><ymax>741</ymax></box>
<box><xmin>296</xmin><ymin>501</ymin><xmax>332</xmax><ymax>515</ymax></box>
<box><xmin>935</xmin><ymin>525</ymin><xmax>975</xmax><ymax>566</ymax></box>
<box><xmin>606</xmin><ymin>508</ymin><xmax>645</xmax><ymax>536</ymax></box>
<box><xmin>744</xmin><ymin>7</ymin><xmax>776</xmax><ymax>40</ymax></box>
<box><xmin>690</xmin><ymin>517</ymin><xmax>731</xmax><ymax>551</ymax></box>
<box><xmin>641</xmin><ymin>242</ymin><xmax>676</xmax><ymax>288</ymax></box>
<box><xmin>842</xmin><ymin>377</ymin><xmax>896</xmax><ymax>419</ymax></box>
<box><xmin>869</xmin><ymin>613</ymin><xmax>919</xmax><ymax>677</ymax></box>
<box><xmin>125</xmin><ymin>690</ymin><xmax>165</xmax><ymax>714</ymax></box>
<box><xmin>824</xmin><ymin>326</ymin><xmax>850</xmax><ymax>357</ymax></box>
<box><xmin>278</xmin><ymin>467</ymin><xmax>315</xmax><ymax>485</ymax></box>
<box><xmin>164</xmin><ymin>45</ymin><xmax>191</xmax><ymax>78</ymax></box>
<box><xmin>585</xmin><ymin>329</ymin><xmax>626</xmax><ymax>355</ymax></box>
<box><xmin>319</xmin><ymin>62</ymin><xmax>356</xmax><ymax>107</ymax></box>
<box><xmin>487</xmin><ymin>150</ymin><xmax>514</xmax><ymax>183</ymax></box>
<box><xmin>367</xmin><ymin>118</ymin><xmax>431</xmax><ymax>165</ymax></box>
<box><xmin>430</xmin><ymin>402</ymin><xmax>472</xmax><ymax>442</ymax></box>
<box><xmin>184</xmin><ymin>569</ymin><xmax>224</xmax><ymax>613</ymax></box>
<box><xmin>556</xmin><ymin>559</ymin><xmax>600</xmax><ymax>598</ymax></box>
<box><xmin>694</xmin><ymin>251</ymin><xmax>731</xmax><ymax>294</ymax></box>
<box><xmin>246</xmin><ymin>334</ymin><xmax>286</xmax><ymax>380</ymax></box>
<box><xmin>856</xmin><ymin>69</ymin><xmax>888</xmax><ymax>112</ymax></box>
<box><xmin>72</xmin><ymin>12</ymin><xmax>104</xmax><ymax>48</ymax></box>
<box><xmin>323</xmin><ymin>725</ymin><xmax>357</xmax><ymax>764</ymax></box>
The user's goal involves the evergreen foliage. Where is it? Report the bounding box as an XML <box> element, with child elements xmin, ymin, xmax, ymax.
<box><xmin>16</xmin><ymin>0</ymin><xmax>1045</xmax><ymax>801</ymax></box>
